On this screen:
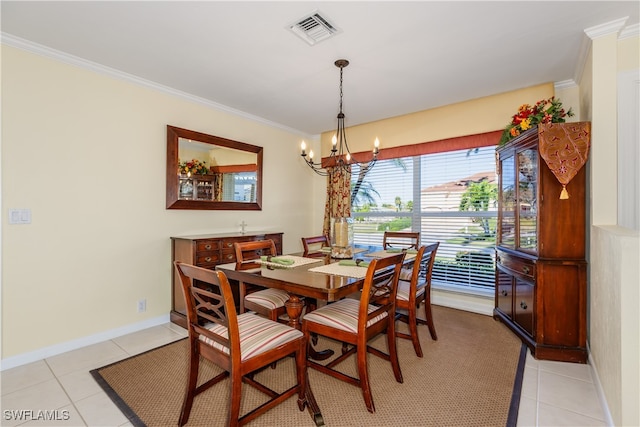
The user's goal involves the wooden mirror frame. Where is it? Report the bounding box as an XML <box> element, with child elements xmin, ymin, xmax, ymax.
<box><xmin>166</xmin><ymin>125</ymin><xmax>263</xmax><ymax>210</ymax></box>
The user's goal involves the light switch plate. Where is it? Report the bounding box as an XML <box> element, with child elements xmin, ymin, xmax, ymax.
<box><xmin>9</xmin><ymin>208</ymin><xmax>31</xmax><ymax>224</ymax></box>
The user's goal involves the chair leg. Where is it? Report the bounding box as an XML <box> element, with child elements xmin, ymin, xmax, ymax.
<box><xmin>239</xmin><ymin>282</ymin><xmax>247</xmax><ymax>314</ymax></box>
<box><xmin>423</xmin><ymin>297</ymin><xmax>438</xmax><ymax>340</ymax></box>
<box><xmin>387</xmin><ymin>318</ymin><xmax>404</xmax><ymax>384</ymax></box>
<box><xmin>408</xmin><ymin>304</ymin><xmax>423</xmax><ymax>357</ymax></box>
<box><xmin>179</xmin><ymin>342</ymin><xmax>199</xmax><ymax>426</ymax></box>
<box><xmin>356</xmin><ymin>342</ymin><xmax>375</xmax><ymax>413</ymax></box>
<box><xmin>228</xmin><ymin>370</ymin><xmax>243</xmax><ymax>427</ymax></box>
<box><xmin>270</xmin><ymin>309</ymin><xmax>280</xmax><ymax>369</ymax></box>
<box><xmin>341</xmin><ymin>342</ymin><xmax>350</xmax><ymax>355</ymax></box>
<box><xmin>296</xmin><ymin>341</ymin><xmax>308</xmax><ymax>412</ymax></box>
<box><xmin>305</xmin><ymin>299</ymin><xmax>319</xmax><ymax>346</ymax></box>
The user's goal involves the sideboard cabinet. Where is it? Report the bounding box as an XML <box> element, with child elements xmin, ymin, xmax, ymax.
<box><xmin>494</xmin><ymin>128</ymin><xmax>587</xmax><ymax>363</ymax></box>
<box><xmin>170</xmin><ymin>231</ymin><xmax>283</xmax><ymax>328</ymax></box>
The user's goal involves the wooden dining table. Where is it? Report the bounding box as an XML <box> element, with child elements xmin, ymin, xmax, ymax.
<box><xmin>215</xmin><ymin>248</ymin><xmax>415</xmax><ymax>426</ymax></box>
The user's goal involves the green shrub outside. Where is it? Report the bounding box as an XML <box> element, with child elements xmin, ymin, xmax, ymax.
<box><xmin>377</xmin><ymin>217</ymin><xmax>412</xmax><ymax>232</ymax></box>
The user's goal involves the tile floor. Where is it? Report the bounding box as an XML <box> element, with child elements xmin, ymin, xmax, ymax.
<box><xmin>517</xmin><ymin>352</ymin><xmax>608</xmax><ymax>426</ymax></box>
<box><xmin>1</xmin><ymin>322</ymin><xmax>608</xmax><ymax>426</ymax></box>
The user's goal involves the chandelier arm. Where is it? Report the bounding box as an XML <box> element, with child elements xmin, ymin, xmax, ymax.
<box><xmin>299</xmin><ymin>58</ymin><xmax>378</xmax><ymax>177</ymax></box>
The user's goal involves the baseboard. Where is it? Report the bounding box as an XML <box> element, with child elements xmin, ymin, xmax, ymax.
<box><xmin>432</xmin><ymin>288</ymin><xmax>494</xmax><ymax>316</ymax></box>
<box><xmin>0</xmin><ymin>314</ymin><xmax>170</xmax><ymax>371</ymax></box>
<box><xmin>587</xmin><ymin>343</ymin><xmax>615</xmax><ymax>426</ymax></box>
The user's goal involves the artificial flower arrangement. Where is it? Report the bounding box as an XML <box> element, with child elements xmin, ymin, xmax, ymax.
<box><xmin>499</xmin><ymin>97</ymin><xmax>574</xmax><ymax>146</ymax></box>
<box><xmin>179</xmin><ymin>158</ymin><xmax>209</xmax><ymax>175</ymax></box>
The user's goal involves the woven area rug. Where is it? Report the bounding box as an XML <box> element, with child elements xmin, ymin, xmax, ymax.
<box><xmin>91</xmin><ymin>306</ymin><xmax>525</xmax><ymax>426</ymax></box>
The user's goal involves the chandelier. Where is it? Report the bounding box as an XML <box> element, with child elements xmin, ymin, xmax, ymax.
<box><xmin>300</xmin><ymin>59</ymin><xmax>379</xmax><ymax>176</ymax></box>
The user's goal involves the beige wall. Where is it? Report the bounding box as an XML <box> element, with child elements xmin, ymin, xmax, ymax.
<box><xmin>582</xmin><ymin>30</ymin><xmax>640</xmax><ymax>427</ymax></box>
<box><xmin>0</xmin><ymin>46</ymin><xmax>323</xmax><ymax>360</ymax></box>
<box><xmin>618</xmin><ymin>36</ymin><xmax>640</xmax><ymax>70</ymax></box>
<box><xmin>320</xmin><ymin>83</ymin><xmax>554</xmax><ymax>154</ymax></box>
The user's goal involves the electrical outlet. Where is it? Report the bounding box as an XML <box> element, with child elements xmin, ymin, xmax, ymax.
<box><xmin>137</xmin><ymin>299</ymin><xmax>147</xmax><ymax>313</ymax></box>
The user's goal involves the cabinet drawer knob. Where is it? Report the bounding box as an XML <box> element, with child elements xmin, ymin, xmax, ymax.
<box><xmin>226</xmin><ymin>243</ymin><xmax>233</xmax><ymax>248</ymax></box>
<box><xmin>226</xmin><ymin>254</ymin><xmax>234</xmax><ymax>260</ymax></box>
<box><xmin>522</xmin><ymin>266</ymin><xmax>530</xmax><ymax>274</ymax></box>
<box><xmin>520</xmin><ymin>301</ymin><xmax>528</xmax><ymax>310</ymax></box>
<box><xmin>205</xmin><ymin>257</ymin><xmax>212</xmax><ymax>262</ymax></box>
<box><xmin>501</xmin><ymin>290</ymin><xmax>508</xmax><ymax>297</ymax></box>
<box><xmin>205</xmin><ymin>244</ymin><xmax>212</xmax><ymax>250</ymax></box>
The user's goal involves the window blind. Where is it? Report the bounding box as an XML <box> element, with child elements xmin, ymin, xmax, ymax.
<box><xmin>351</xmin><ymin>145</ymin><xmax>498</xmax><ymax>292</ymax></box>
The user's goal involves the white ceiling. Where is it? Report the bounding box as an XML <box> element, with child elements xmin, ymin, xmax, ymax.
<box><xmin>2</xmin><ymin>1</ymin><xmax>638</xmax><ymax>136</ymax></box>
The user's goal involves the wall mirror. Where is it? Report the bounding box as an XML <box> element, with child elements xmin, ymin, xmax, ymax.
<box><xmin>166</xmin><ymin>125</ymin><xmax>263</xmax><ymax>210</ymax></box>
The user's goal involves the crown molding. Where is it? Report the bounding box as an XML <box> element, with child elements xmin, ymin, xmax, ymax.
<box><xmin>554</xmin><ymin>79</ymin><xmax>577</xmax><ymax>91</ymax></box>
<box><xmin>584</xmin><ymin>17</ymin><xmax>629</xmax><ymax>39</ymax></box>
<box><xmin>619</xmin><ymin>23</ymin><xmax>639</xmax><ymax>40</ymax></box>
<box><xmin>574</xmin><ymin>17</ymin><xmax>636</xmax><ymax>87</ymax></box>
<box><xmin>0</xmin><ymin>32</ymin><xmax>314</xmax><ymax>139</ymax></box>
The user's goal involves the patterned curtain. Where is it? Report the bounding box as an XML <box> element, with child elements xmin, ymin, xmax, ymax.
<box><xmin>212</xmin><ymin>173</ymin><xmax>224</xmax><ymax>201</ymax></box>
<box><xmin>323</xmin><ymin>166</ymin><xmax>351</xmax><ymax>239</ymax></box>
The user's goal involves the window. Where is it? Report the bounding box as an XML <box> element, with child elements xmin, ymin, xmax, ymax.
<box><xmin>351</xmin><ymin>145</ymin><xmax>498</xmax><ymax>294</ymax></box>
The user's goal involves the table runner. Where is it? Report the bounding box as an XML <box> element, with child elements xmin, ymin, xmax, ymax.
<box><xmin>257</xmin><ymin>255</ymin><xmax>322</xmax><ymax>269</ymax></box>
<box><xmin>319</xmin><ymin>247</ymin><xmax>367</xmax><ymax>254</ymax></box>
<box><xmin>308</xmin><ymin>262</ymin><xmax>369</xmax><ymax>279</ymax></box>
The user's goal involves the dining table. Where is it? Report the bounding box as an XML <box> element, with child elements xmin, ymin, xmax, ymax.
<box><xmin>215</xmin><ymin>247</ymin><xmax>417</xmax><ymax>426</ymax></box>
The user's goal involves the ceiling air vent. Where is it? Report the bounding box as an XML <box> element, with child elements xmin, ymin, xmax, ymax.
<box><xmin>288</xmin><ymin>11</ymin><xmax>341</xmax><ymax>46</ymax></box>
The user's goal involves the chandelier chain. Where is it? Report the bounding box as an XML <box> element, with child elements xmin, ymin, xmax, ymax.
<box><xmin>339</xmin><ymin>65</ymin><xmax>344</xmax><ymax>114</ymax></box>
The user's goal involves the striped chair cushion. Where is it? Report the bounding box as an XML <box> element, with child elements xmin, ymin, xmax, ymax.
<box><xmin>201</xmin><ymin>312</ymin><xmax>302</xmax><ymax>361</ymax></box>
<box><xmin>399</xmin><ymin>268</ymin><xmax>414</xmax><ymax>281</ymax></box>
<box><xmin>303</xmin><ymin>298</ymin><xmax>388</xmax><ymax>333</ymax></box>
<box><xmin>396</xmin><ymin>280</ymin><xmax>425</xmax><ymax>301</ymax></box>
<box><xmin>245</xmin><ymin>288</ymin><xmax>290</xmax><ymax>309</ymax></box>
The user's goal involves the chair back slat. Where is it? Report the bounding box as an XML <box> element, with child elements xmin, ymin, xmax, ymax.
<box><xmin>301</xmin><ymin>235</ymin><xmax>329</xmax><ymax>254</ymax></box>
<box><xmin>191</xmin><ymin>287</ymin><xmax>227</xmax><ymax>326</ymax></box>
<box><xmin>383</xmin><ymin>231</ymin><xmax>420</xmax><ymax>250</ymax></box>
<box><xmin>360</xmin><ymin>253</ymin><xmax>405</xmax><ymax>329</ymax></box>
<box><xmin>234</xmin><ymin>239</ymin><xmax>277</xmax><ymax>266</ymax></box>
<box><xmin>412</xmin><ymin>242</ymin><xmax>439</xmax><ymax>290</ymax></box>
<box><xmin>174</xmin><ymin>261</ymin><xmax>239</xmax><ymax>354</ymax></box>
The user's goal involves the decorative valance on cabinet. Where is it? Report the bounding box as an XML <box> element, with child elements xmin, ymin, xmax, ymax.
<box><xmin>538</xmin><ymin>122</ymin><xmax>591</xmax><ymax>199</ymax></box>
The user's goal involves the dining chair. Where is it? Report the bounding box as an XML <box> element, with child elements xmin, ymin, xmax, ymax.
<box><xmin>382</xmin><ymin>231</ymin><xmax>420</xmax><ymax>250</ymax></box>
<box><xmin>174</xmin><ymin>262</ymin><xmax>307</xmax><ymax>427</ymax></box>
<box><xmin>301</xmin><ymin>235</ymin><xmax>330</xmax><ymax>257</ymax></box>
<box><xmin>302</xmin><ymin>252</ymin><xmax>406</xmax><ymax>413</ymax></box>
<box><xmin>234</xmin><ymin>240</ymin><xmax>291</xmax><ymax>323</ymax></box>
<box><xmin>395</xmin><ymin>242</ymin><xmax>440</xmax><ymax>357</ymax></box>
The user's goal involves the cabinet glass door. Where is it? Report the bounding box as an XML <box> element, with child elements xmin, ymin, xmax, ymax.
<box><xmin>179</xmin><ymin>176</ymin><xmax>194</xmax><ymax>199</ymax></box>
<box><xmin>517</xmin><ymin>149</ymin><xmax>538</xmax><ymax>251</ymax></box>
<box><xmin>500</xmin><ymin>155</ymin><xmax>516</xmax><ymax>247</ymax></box>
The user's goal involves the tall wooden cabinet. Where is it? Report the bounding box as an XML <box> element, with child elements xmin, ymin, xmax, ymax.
<box><xmin>494</xmin><ymin>128</ymin><xmax>587</xmax><ymax>363</ymax></box>
<box><xmin>170</xmin><ymin>231</ymin><xmax>283</xmax><ymax>328</ymax></box>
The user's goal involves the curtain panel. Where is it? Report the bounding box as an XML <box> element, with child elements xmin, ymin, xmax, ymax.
<box><xmin>323</xmin><ymin>167</ymin><xmax>351</xmax><ymax>239</ymax></box>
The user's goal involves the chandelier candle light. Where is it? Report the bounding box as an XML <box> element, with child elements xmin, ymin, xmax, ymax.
<box><xmin>300</xmin><ymin>59</ymin><xmax>379</xmax><ymax>176</ymax></box>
